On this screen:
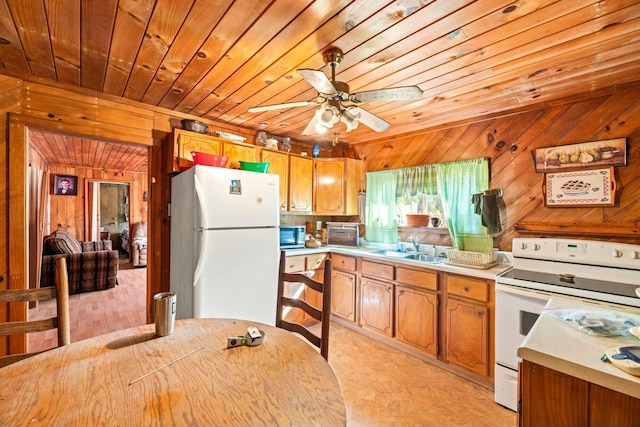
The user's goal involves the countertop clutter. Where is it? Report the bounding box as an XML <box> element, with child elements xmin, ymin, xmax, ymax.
<box><xmin>284</xmin><ymin>245</ymin><xmax>512</xmax><ymax>280</ymax></box>
<box><xmin>518</xmin><ymin>298</ymin><xmax>640</xmax><ymax>399</ymax></box>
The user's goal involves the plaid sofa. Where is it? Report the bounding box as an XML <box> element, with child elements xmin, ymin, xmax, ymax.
<box><xmin>41</xmin><ymin>230</ymin><xmax>118</xmax><ymax>294</ymax></box>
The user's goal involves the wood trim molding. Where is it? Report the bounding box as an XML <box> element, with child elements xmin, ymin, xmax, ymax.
<box><xmin>514</xmin><ymin>222</ymin><xmax>639</xmax><ymax>237</ymax></box>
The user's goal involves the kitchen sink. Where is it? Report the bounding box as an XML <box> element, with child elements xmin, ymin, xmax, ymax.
<box><xmin>369</xmin><ymin>250</ymin><xmax>446</xmax><ymax>264</ymax></box>
<box><xmin>404</xmin><ymin>254</ymin><xmax>446</xmax><ymax>263</ymax></box>
<box><xmin>370</xmin><ymin>250</ymin><xmax>413</xmax><ymax>258</ymax></box>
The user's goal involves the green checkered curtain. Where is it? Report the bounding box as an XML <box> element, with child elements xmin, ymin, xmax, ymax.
<box><xmin>396</xmin><ymin>165</ymin><xmax>437</xmax><ymax>196</ymax></box>
<box><xmin>436</xmin><ymin>158</ymin><xmax>492</xmax><ymax>252</ymax></box>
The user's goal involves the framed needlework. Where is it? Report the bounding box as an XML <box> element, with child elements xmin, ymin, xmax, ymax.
<box><xmin>543</xmin><ymin>167</ymin><xmax>616</xmax><ymax>207</ymax></box>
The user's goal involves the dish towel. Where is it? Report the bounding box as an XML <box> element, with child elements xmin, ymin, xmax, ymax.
<box><xmin>471</xmin><ymin>192</ymin><xmax>502</xmax><ymax>234</ymax></box>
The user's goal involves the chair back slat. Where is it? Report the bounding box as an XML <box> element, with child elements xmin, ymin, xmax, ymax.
<box><xmin>276</xmin><ymin>250</ymin><xmax>332</xmax><ymax>360</ymax></box>
<box><xmin>0</xmin><ymin>257</ymin><xmax>71</xmax><ymax>366</ymax></box>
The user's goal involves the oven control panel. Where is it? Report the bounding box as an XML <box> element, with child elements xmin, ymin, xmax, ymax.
<box><xmin>513</xmin><ymin>238</ymin><xmax>640</xmax><ymax>270</ymax></box>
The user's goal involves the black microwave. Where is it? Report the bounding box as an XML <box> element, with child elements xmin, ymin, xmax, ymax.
<box><xmin>279</xmin><ymin>225</ymin><xmax>306</xmax><ymax>249</ymax></box>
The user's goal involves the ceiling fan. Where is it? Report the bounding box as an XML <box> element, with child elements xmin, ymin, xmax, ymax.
<box><xmin>247</xmin><ymin>47</ymin><xmax>423</xmax><ymax>136</ymax></box>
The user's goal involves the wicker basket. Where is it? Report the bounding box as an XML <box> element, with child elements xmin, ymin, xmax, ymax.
<box><xmin>445</xmin><ymin>248</ymin><xmax>497</xmax><ymax>269</ymax></box>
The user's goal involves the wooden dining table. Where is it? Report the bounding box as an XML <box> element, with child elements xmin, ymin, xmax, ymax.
<box><xmin>0</xmin><ymin>318</ymin><xmax>346</xmax><ymax>426</ymax></box>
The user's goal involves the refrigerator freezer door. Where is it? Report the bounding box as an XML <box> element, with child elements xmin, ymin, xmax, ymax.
<box><xmin>193</xmin><ymin>166</ymin><xmax>279</xmax><ymax>229</ymax></box>
<box><xmin>193</xmin><ymin>227</ymin><xmax>279</xmax><ymax>325</ymax></box>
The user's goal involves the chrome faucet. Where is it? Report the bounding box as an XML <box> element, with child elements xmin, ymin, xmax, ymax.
<box><xmin>409</xmin><ymin>236</ymin><xmax>421</xmax><ymax>252</ymax></box>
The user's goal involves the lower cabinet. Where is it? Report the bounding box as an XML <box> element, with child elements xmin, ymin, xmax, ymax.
<box><xmin>283</xmin><ymin>253</ymin><xmax>327</xmax><ymax>323</ymax></box>
<box><xmin>395</xmin><ymin>285</ymin><xmax>438</xmax><ymax>357</ymax></box>
<box><xmin>327</xmin><ymin>253</ymin><xmax>495</xmax><ymax>386</ymax></box>
<box><xmin>360</xmin><ymin>277</ymin><xmax>394</xmax><ymax>336</ymax></box>
<box><xmin>445</xmin><ymin>274</ymin><xmax>490</xmax><ymax>376</ymax></box>
<box><xmin>330</xmin><ymin>254</ymin><xmax>357</xmax><ymax>323</ymax></box>
<box><xmin>395</xmin><ymin>266</ymin><xmax>439</xmax><ymax>356</ymax></box>
<box><xmin>520</xmin><ymin>360</ymin><xmax>640</xmax><ymax>427</ymax></box>
<box><xmin>360</xmin><ymin>260</ymin><xmax>394</xmax><ymax>337</ymax></box>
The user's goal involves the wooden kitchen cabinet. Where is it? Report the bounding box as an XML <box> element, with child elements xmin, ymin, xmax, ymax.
<box><xmin>289</xmin><ymin>155</ymin><xmax>313</xmax><ymax>213</ymax></box>
<box><xmin>313</xmin><ymin>158</ymin><xmax>361</xmax><ymax>215</ymax></box>
<box><xmin>167</xmin><ymin>129</ymin><xmax>223</xmax><ymax>172</ymax></box>
<box><xmin>261</xmin><ymin>149</ymin><xmax>289</xmax><ymax>211</ymax></box>
<box><xmin>223</xmin><ymin>140</ymin><xmax>256</xmax><ymax>167</ymax></box>
<box><xmin>282</xmin><ymin>253</ymin><xmax>327</xmax><ymax>323</ymax></box>
<box><xmin>395</xmin><ymin>267</ymin><xmax>439</xmax><ymax>357</ymax></box>
<box><xmin>360</xmin><ymin>260</ymin><xmax>394</xmax><ymax>337</ymax></box>
<box><xmin>520</xmin><ymin>360</ymin><xmax>640</xmax><ymax>427</ymax></box>
<box><xmin>445</xmin><ymin>274</ymin><xmax>490</xmax><ymax>377</ymax></box>
<box><xmin>330</xmin><ymin>254</ymin><xmax>357</xmax><ymax>323</ymax></box>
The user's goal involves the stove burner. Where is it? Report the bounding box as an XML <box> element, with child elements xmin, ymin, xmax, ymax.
<box><xmin>500</xmin><ymin>269</ymin><xmax>639</xmax><ymax>299</ymax></box>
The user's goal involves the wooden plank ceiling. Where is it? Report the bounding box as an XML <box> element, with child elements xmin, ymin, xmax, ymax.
<box><xmin>3</xmin><ymin>0</ymin><xmax>640</xmax><ymax>173</ymax></box>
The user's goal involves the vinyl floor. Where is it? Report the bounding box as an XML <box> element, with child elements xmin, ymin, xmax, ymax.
<box><xmin>28</xmin><ymin>260</ymin><xmax>516</xmax><ymax>426</ymax></box>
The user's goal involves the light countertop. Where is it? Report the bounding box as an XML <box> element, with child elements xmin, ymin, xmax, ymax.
<box><xmin>518</xmin><ymin>297</ymin><xmax>640</xmax><ymax>399</ymax></box>
<box><xmin>284</xmin><ymin>245</ymin><xmax>512</xmax><ymax>280</ymax></box>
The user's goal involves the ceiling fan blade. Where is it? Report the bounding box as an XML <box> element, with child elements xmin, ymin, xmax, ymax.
<box><xmin>350</xmin><ymin>106</ymin><xmax>390</xmax><ymax>132</ymax></box>
<box><xmin>350</xmin><ymin>86</ymin><xmax>423</xmax><ymax>103</ymax></box>
<box><xmin>297</xmin><ymin>69</ymin><xmax>337</xmax><ymax>95</ymax></box>
<box><xmin>247</xmin><ymin>100</ymin><xmax>317</xmax><ymax>113</ymax></box>
<box><xmin>302</xmin><ymin>109</ymin><xmax>322</xmax><ymax>135</ymax></box>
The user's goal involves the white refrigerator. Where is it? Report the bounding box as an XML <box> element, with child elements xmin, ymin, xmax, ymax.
<box><xmin>170</xmin><ymin>165</ymin><xmax>280</xmax><ymax>325</ymax></box>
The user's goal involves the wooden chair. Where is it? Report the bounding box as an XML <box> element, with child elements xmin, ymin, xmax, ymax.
<box><xmin>276</xmin><ymin>251</ymin><xmax>332</xmax><ymax>360</ymax></box>
<box><xmin>0</xmin><ymin>257</ymin><xmax>71</xmax><ymax>368</ymax></box>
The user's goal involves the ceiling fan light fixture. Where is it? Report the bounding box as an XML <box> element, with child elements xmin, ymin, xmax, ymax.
<box><xmin>318</xmin><ymin>106</ymin><xmax>339</xmax><ymax>129</ymax></box>
<box><xmin>341</xmin><ymin>107</ymin><xmax>360</xmax><ymax>132</ymax></box>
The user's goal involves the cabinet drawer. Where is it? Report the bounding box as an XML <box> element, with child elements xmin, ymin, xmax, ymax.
<box><xmin>285</xmin><ymin>255</ymin><xmax>306</xmax><ymax>273</ymax></box>
<box><xmin>306</xmin><ymin>253</ymin><xmax>326</xmax><ymax>270</ymax></box>
<box><xmin>332</xmin><ymin>254</ymin><xmax>356</xmax><ymax>271</ymax></box>
<box><xmin>362</xmin><ymin>260</ymin><xmax>394</xmax><ymax>281</ymax></box>
<box><xmin>396</xmin><ymin>267</ymin><xmax>437</xmax><ymax>291</ymax></box>
<box><xmin>447</xmin><ymin>275</ymin><xmax>488</xmax><ymax>302</ymax></box>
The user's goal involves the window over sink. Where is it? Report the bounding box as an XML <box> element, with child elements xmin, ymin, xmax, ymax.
<box><xmin>364</xmin><ymin>157</ymin><xmax>493</xmax><ymax>252</ymax></box>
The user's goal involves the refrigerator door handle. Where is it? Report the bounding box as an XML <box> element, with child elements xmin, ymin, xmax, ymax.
<box><xmin>193</xmin><ymin>229</ymin><xmax>208</xmax><ymax>287</ymax></box>
<box><xmin>193</xmin><ymin>173</ymin><xmax>208</xmax><ymax>287</ymax></box>
<box><xmin>194</xmin><ymin>173</ymin><xmax>209</xmax><ymax>229</ymax></box>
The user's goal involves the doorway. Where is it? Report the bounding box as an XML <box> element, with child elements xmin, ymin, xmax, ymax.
<box><xmin>88</xmin><ymin>182</ymin><xmax>131</xmax><ymax>257</ymax></box>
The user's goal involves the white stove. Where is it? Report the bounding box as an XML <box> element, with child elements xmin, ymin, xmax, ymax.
<box><xmin>494</xmin><ymin>237</ymin><xmax>640</xmax><ymax>411</ymax></box>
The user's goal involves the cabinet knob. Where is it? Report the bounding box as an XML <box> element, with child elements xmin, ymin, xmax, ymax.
<box><xmin>398</xmin><ymin>290</ymin><xmax>404</xmax><ymax>296</ymax></box>
<box><xmin>463</xmin><ymin>286</ymin><xmax>469</xmax><ymax>292</ymax></box>
<box><xmin>475</xmin><ymin>310</ymin><xmax>483</xmax><ymax>317</ymax></box>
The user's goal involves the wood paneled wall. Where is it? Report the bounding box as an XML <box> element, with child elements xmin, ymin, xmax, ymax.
<box><xmin>354</xmin><ymin>87</ymin><xmax>640</xmax><ymax>251</ymax></box>
<box><xmin>46</xmin><ymin>165</ymin><xmax>148</xmax><ymax>241</ymax></box>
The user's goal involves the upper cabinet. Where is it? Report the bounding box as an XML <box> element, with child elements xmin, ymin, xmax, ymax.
<box><xmin>167</xmin><ymin>129</ymin><xmax>256</xmax><ymax>173</ymax></box>
<box><xmin>223</xmin><ymin>141</ymin><xmax>256</xmax><ymax>168</ymax></box>
<box><xmin>313</xmin><ymin>158</ymin><xmax>361</xmax><ymax>215</ymax></box>
<box><xmin>168</xmin><ymin>129</ymin><xmax>223</xmax><ymax>172</ymax></box>
<box><xmin>260</xmin><ymin>149</ymin><xmax>289</xmax><ymax>211</ymax></box>
<box><xmin>289</xmin><ymin>155</ymin><xmax>313</xmax><ymax>213</ymax></box>
<box><xmin>167</xmin><ymin>131</ymin><xmax>360</xmax><ymax>216</ymax></box>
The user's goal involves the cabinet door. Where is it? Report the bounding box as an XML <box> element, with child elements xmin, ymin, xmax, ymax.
<box><xmin>520</xmin><ymin>360</ymin><xmax>588</xmax><ymax>427</ymax></box>
<box><xmin>445</xmin><ymin>298</ymin><xmax>488</xmax><ymax>375</ymax></box>
<box><xmin>261</xmin><ymin>150</ymin><xmax>289</xmax><ymax>211</ymax></box>
<box><xmin>360</xmin><ymin>277</ymin><xmax>394</xmax><ymax>337</ymax></box>
<box><xmin>314</xmin><ymin>159</ymin><xmax>345</xmax><ymax>214</ymax></box>
<box><xmin>289</xmin><ymin>156</ymin><xmax>313</xmax><ymax>212</ymax></box>
<box><xmin>224</xmin><ymin>142</ymin><xmax>256</xmax><ymax>168</ymax></box>
<box><xmin>169</xmin><ymin>130</ymin><xmax>222</xmax><ymax>172</ymax></box>
<box><xmin>331</xmin><ymin>270</ymin><xmax>356</xmax><ymax>322</ymax></box>
<box><xmin>395</xmin><ymin>285</ymin><xmax>438</xmax><ymax>357</ymax></box>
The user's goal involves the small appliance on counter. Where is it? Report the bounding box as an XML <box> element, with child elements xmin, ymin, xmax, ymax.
<box><xmin>279</xmin><ymin>225</ymin><xmax>306</xmax><ymax>249</ymax></box>
<box><xmin>326</xmin><ymin>222</ymin><xmax>359</xmax><ymax>247</ymax></box>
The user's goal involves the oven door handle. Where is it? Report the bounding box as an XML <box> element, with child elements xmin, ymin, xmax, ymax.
<box><xmin>495</xmin><ymin>283</ymin><xmax>555</xmax><ymax>299</ymax></box>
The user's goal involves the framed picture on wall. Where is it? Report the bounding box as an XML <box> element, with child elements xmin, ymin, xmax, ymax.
<box><xmin>534</xmin><ymin>138</ymin><xmax>626</xmax><ymax>172</ymax></box>
<box><xmin>53</xmin><ymin>174</ymin><xmax>78</xmax><ymax>196</ymax></box>
<box><xmin>543</xmin><ymin>167</ymin><xmax>616</xmax><ymax>207</ymax></box>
